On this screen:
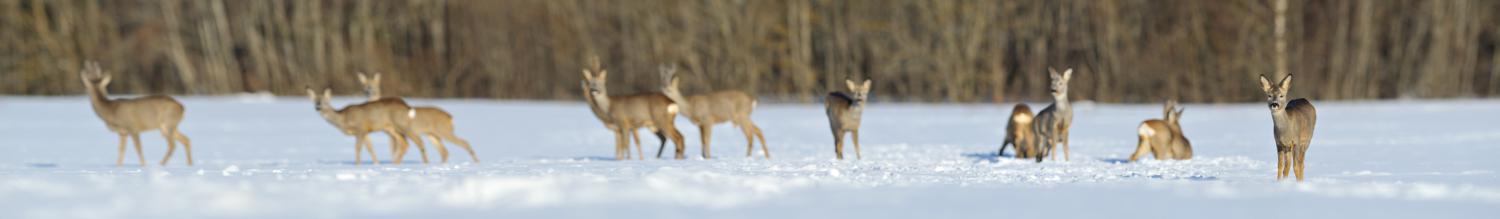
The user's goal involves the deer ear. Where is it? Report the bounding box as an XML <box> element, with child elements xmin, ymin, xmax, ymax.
<box><xmin>1063</xmin><ymin>68</ymin><xmax>1073</xmax><ymax>81</ymax></box>
<box><xmin>670</xmin><ymin>77</ymin><xmax>680</xmax><ymax>88</ymax></box>
<box><xmin>99</xmin><ymin>75</ymin><xmax>111</xmax><ymax>86</ymax></box>
<box><xmin>357</xmin><ymin>73</ymin><xmax>368</xmax><ymax>83</ymax></box>
<box><xmin>1258</xmin><ymin>75</ymin><xmax>1273</xmax><ymax>92</ymax></box>
<box><xmin>597</xmin><ymin>70</ymin><xmax>608</xmax><ymax>79</ymax></box>
<box><xmin>846</xmin><ymin>79</ymin><xmax>858</xmax><ymax>91</ymax></box>
<box><xmin>306</xmin><ymin>88</ymin><xmax>318</xmax><ymax>100</ymax></box>
<box><xmin>372</xmin><ymin>72</ymin><xmax>381</xmax><ymax>82</ymax></box>
<box><xmin>1278</xmin><ymin>74</ymin><xmax>1293</xmax><ymax>92</ymax></box>
<box><xmin>862</xmin><ymin>79</ymin><xmax>872</xmax><ymax>91</ymax></box>
<box><xmin>581</xmin><ymin>69</ymin><xmax>593</xmax><ymax>80</ymax></box>
<box><xmin>322</xmin><ymin>89</ymin><xmax>333</xmax><ymax>100</ymax></box>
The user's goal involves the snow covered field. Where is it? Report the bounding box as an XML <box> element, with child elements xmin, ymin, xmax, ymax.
<box><xmin>1</xmin><ymin>95</ymin><xmax>1497</xmax><ymax>218</ymax></box>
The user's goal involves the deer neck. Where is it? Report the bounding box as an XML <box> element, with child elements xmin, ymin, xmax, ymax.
<box><xmin>1269</xmin><ymin>109</ymin><xmax>1290</xmax><ymax>129</ymax></box>
<box><xmin>316</xmin><ymin>103</ymin><xmax>348</xmax><ymax>129</ymax></box>
<box><xmin>1053</xmin><ymin>95</ymin><xmax>1071</xmax><ymax>115</ymax></box>
<box><xmin>583</xmin><ymin>89</ymin><xmax>611</xmax><ymax>117</ymax></box>
<box><xmin>85</xmin><ymin>86</ymin><xmax>115</xmax><ymax>115</ymax></box>
<box><xmin>848</xmin><ymin>100</ymin><xmax>865</xmax><ymax>118</ymax></box>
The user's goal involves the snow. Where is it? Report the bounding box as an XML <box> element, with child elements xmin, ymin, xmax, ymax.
<box><xmin>1</xmin><ymin>96</ymin><xmax>1497</xmax><ymax>218</ymax></box>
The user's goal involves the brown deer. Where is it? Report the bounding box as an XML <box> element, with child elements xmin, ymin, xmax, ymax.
<box><xmin>826</xmin><ymin>79</ymin><xmax>872</xmax><ymax>160</ymax></box>
<box><xmin>1001</xmin><ymin>103</ymin><xmax>1037</xmax><ymax>160</ymax></box>
<box><xmin>1129</xmin><ymin>100</ymin><xmax>1192</xmax><ymax>161</ymax></box>
<box><xmin>579</xmin><ymin>58</ymin><xmax>687</xmax><ymax>160</ymax></box>
<box><xmin>80</xmin><ymin>61</ymin><xmax>194</xmax><ymax>166</ymax></box>
<box><xmin>1259</xmin><ymin>74</ymin><xmax>1317</xmax><ymax>181</ymax></box>
<box><xmin>657</xmin><ymin>65</ymin><xmax>770</xmax><ymax>159</ymax></box>
<box><xmin>1033</xmin><ymin>68</ymin><xmax>1074</xmax><ymax>162</ymax></box>
<box><xmin>357</xmin><ymin>73</ymin><xmax>479</xmax><ymax>164</ymax></box>
<box><xmin>307</xmin><ymin>88</ymin><xmax>412</xmax><ymax>165</ymax></box>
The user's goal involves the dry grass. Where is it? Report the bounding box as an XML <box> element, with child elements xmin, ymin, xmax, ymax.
<box><xmin>3</xmin><ymin>0</ymin><xmax>1498</xmax><ymax>102</ymax></box>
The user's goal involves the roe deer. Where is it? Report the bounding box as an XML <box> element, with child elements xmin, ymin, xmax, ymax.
<box><xmin>1129</xmin><ymin>100</ymin><xmax>1192</xmax><ymax>161</ymax></box>
<box><xmin>825</xmin><ymin>79</ymin><xmax>872</xmax><ymax>160</ymax></box>
<box><xmin>657</xmin><ymin>65</ymin><xmax>770</xmax><ymax>159</ymax></box>
<box><xmin>580</xmin><ymin>60</ymin><xmax>687</xmax><ymax>160</ymax></box>
<box><xmin>1259</xmin><ymin>74</ymin><xmax>1316</xmax><ymax>181</ymax></box>
<box><xmin>307</xmin><ymin>88</ymin><xmax>412</xmax><ymax>165</ymax></box>
<box><xmin>1001</xmin><ymin>103</ymin><xmax>1037</xmax><ymax>160</ymax></box>
<box><xmin>1033</xmin><ymin>68</ymin><xmax>1074</xmax><ymax>162</ymax></box>
<box><xmin>358</xmin><ymin>73</ymin><xmax>479</xmax><ymax>164</ymax></box>
<box><xmin>80</xmin><ymin>61</ymin><xmax>194</xmax><ymax>166</ymax></box>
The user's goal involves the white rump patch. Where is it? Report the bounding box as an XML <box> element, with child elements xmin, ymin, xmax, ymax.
<box><xmin>667</xmin><ymin>104</ymin><xmax>679</xmax><ymax>115</ymax></box>
<box><xmin>409</xmin><ymin>109</ymin><xmax>417</xmax><ymax>118</ymax></box>
<box><xmin>1138</xmin><ymin>124</ymin><xmax>1154</xmax><ymax>136</ymax></box>
<box><xmin>1012</xmin><ymin>114</ymin><xmax>1032</xmax><ymax>123</ymax></box>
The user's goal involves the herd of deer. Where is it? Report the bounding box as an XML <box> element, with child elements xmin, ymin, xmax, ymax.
<box><xmin>77</xmin><ymin>58</ymin><xmax>1319</xmax><ymax>181</ymax></box>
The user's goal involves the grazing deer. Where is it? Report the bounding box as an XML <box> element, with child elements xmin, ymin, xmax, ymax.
<box><xmin>1129</xmin><ymin>100</ymin><xmax>1192</xmax><ymax>161</ymax></box>
<box><xmin>1001</xmin><ymin>103</ymin><xmax>1037</xmax><ymax>160</ymax></box>
<box><xmin>1259</xmin><ymin>74</ymin><xmax>1316</xmax><ymax>181</ymax></box>
<box><xmin>79</xmin><ymin>61</ymin><xmax>194</xmax><ymax>166</ymax></box>
<box><xmin>1033</xmin><ymin>68</ymin><xmax>1074</xmax><ymax>162</ymax></box>
<box><xmin>307</xmin><ymin>88</ymin><xmax>412</xmax><ymax>165</ymax></box>
<box><xmin>579</xmin><ymin>59</ymin><xmax>687</xmax><ymax>160</ymax></box>
<box><xmin>657</xmin><ymin>65</ymin><xmax>770</xmax><ymax>159</ymax></box>
<box><xmin>826</xmin><ymin>79</ymin><xmax>872</xmax><ymax>160</ymax></box>
<box><xmin>357</xmin><ymin>73</ymin><xmax>478</xmax><ymax>164</ymax></box>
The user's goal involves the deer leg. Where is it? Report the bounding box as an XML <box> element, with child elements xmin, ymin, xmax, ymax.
<box><xmin>1290</xmin><ymin>150</ymin><xmax>1302</xmax><ymax>180</ymax></box>
<box><xmin>408</xmin><ymin>132</ymin><xmax>430</xmax><ymax>164</ymax></box>
<box><xmin>671</xmin><ymin>128</ymin><xmax>687</xmax><ymax>160</ymax></box>
<box><xmin>385</xmin><ymin>132</ymin><xmax>405</xmax><ymax>164</ymax></box>
<box><xmin>1062</xmin><ymin>127</ymin><xmax>1071</xmax><ymax>161</ymax></box>
<box><xmin>833</xmin><ymin>130</ymin><xmax>845</xmax><ymax>160</ymax></box>
<box><xmin>1274</xmin><ymin>150</ymin><xmax>1283</xmax><ymax>180</ymax></box>
<box><xmin>699</xmin><ymin>124</ymin><xmax>712</xmax><ymax>159</ymax></box>
<box><xmin>1033</xmin><ymin>136</ymin><xmax>1043</xmax><ymax>161</ymax></box>
<box><xmin>369</xmin><ymin>135</ymin><xmax>384</xmax><ymax>165</ymax></box>
<box><xmin>738</xmin><ymin>123</ymin><xmax>755</xmax><ymax>158</ymax></box>
<box><xmin>160</xmin><ymin>127</ymin><xmax>177</xmax><ymax>166</ymax></box>
<box><xmin>1276</xmin><ymin>150</ymin><xmax>1289</xmax><ymax>180</ymax></box>
<box><xmin>387</xmin><ymin>131</ymin><xmax>408</xmax><ymax>165</ymax></box>
<box><xmin>752</xmin><ymin>123</ymin><xmax>769</xmax><ymax>159</ymax></box>
<box><xmin>429</xmin><ymin>135</ymin><xmax>448</xmax><ymax>163</ymax></box>
<box><xmin>1129</xmin><ymin>135</ymin><xmax>1151</xmax><ymax>162</ymax></box>
<box><xmin>442</xmin><ymin>133</ymin><xmax>478</xmax><ymax>163</ymax></box>
<box><xmin>629</xmin><ymin>129</ymin><xmax>642</xmax><ymax>159</ymax></box>
<box><xmin>130</xmin><ymin>133</ymin><xmax>145</xmax><ymax>166</ymax></box>
<box><xmin>176</xmin><ymin>130</ymin><xmax>193</xmax><ymax>165</ymax></box>
<box><xmin>116</xmin><ymin>133</ymin><xmax>128</xmax><ymax>166</ymax></box>
<box><xmin>354</xmin><ymin>135</ymin><xmax>367</xmax><ymax>165</ymax></box>
<box><xmin>653</xmin><ymin>130</ymin><xmax>668</xmax><ymax>159</ymax></box>
<box><xmin>645</xmin><ymin>129</ymin><xmax>667</xmax><ymax>159</ymax></box>
<box><xmin>1294</xmin><ymin>145</ymin><xmax>1307</xmax><ymax>181</ymax></box>
<box><xmin>389</xmin><ymin>130</ymin><xmax>425</xmax><ymax>164</ymax></box>
<box><xmin>1048</xmin><ymin>135</ymin><xmax>1059</xmax><ymax>162</ymax></box>
<box><xmin>1000</xmin><ymin>128</ymin><xmax>1014</xmax><ymax>157</ymax></box>
<box><xmin>636</xmin><ymin>130</ymin><xmax>651</xmax><ymax>160</ymax></box>
<box><xmin>614</xmin><ymin>126</ymin><xmax>629</xmax><ymax>160</ymax></box>
<box><xmin>852</xmin><ymin>130</ymin><xmax>863</xmax><ymax>160</ymax></box>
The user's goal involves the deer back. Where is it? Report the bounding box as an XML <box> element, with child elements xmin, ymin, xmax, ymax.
<box><xmin>682</xmin><ymin>91</ymin><xmax>755</xmax><ymax>124</ymax></box>
<box><xmin>339</xmin><ymin>98</ymin><xmax>411</xmax><ymax>133</ymax></box>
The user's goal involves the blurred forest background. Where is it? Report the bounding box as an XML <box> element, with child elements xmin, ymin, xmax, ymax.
<box><xmin>3</xmin><ymin>0</ymin><xmax>1500</xmax><ymax>103</ymax></box>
